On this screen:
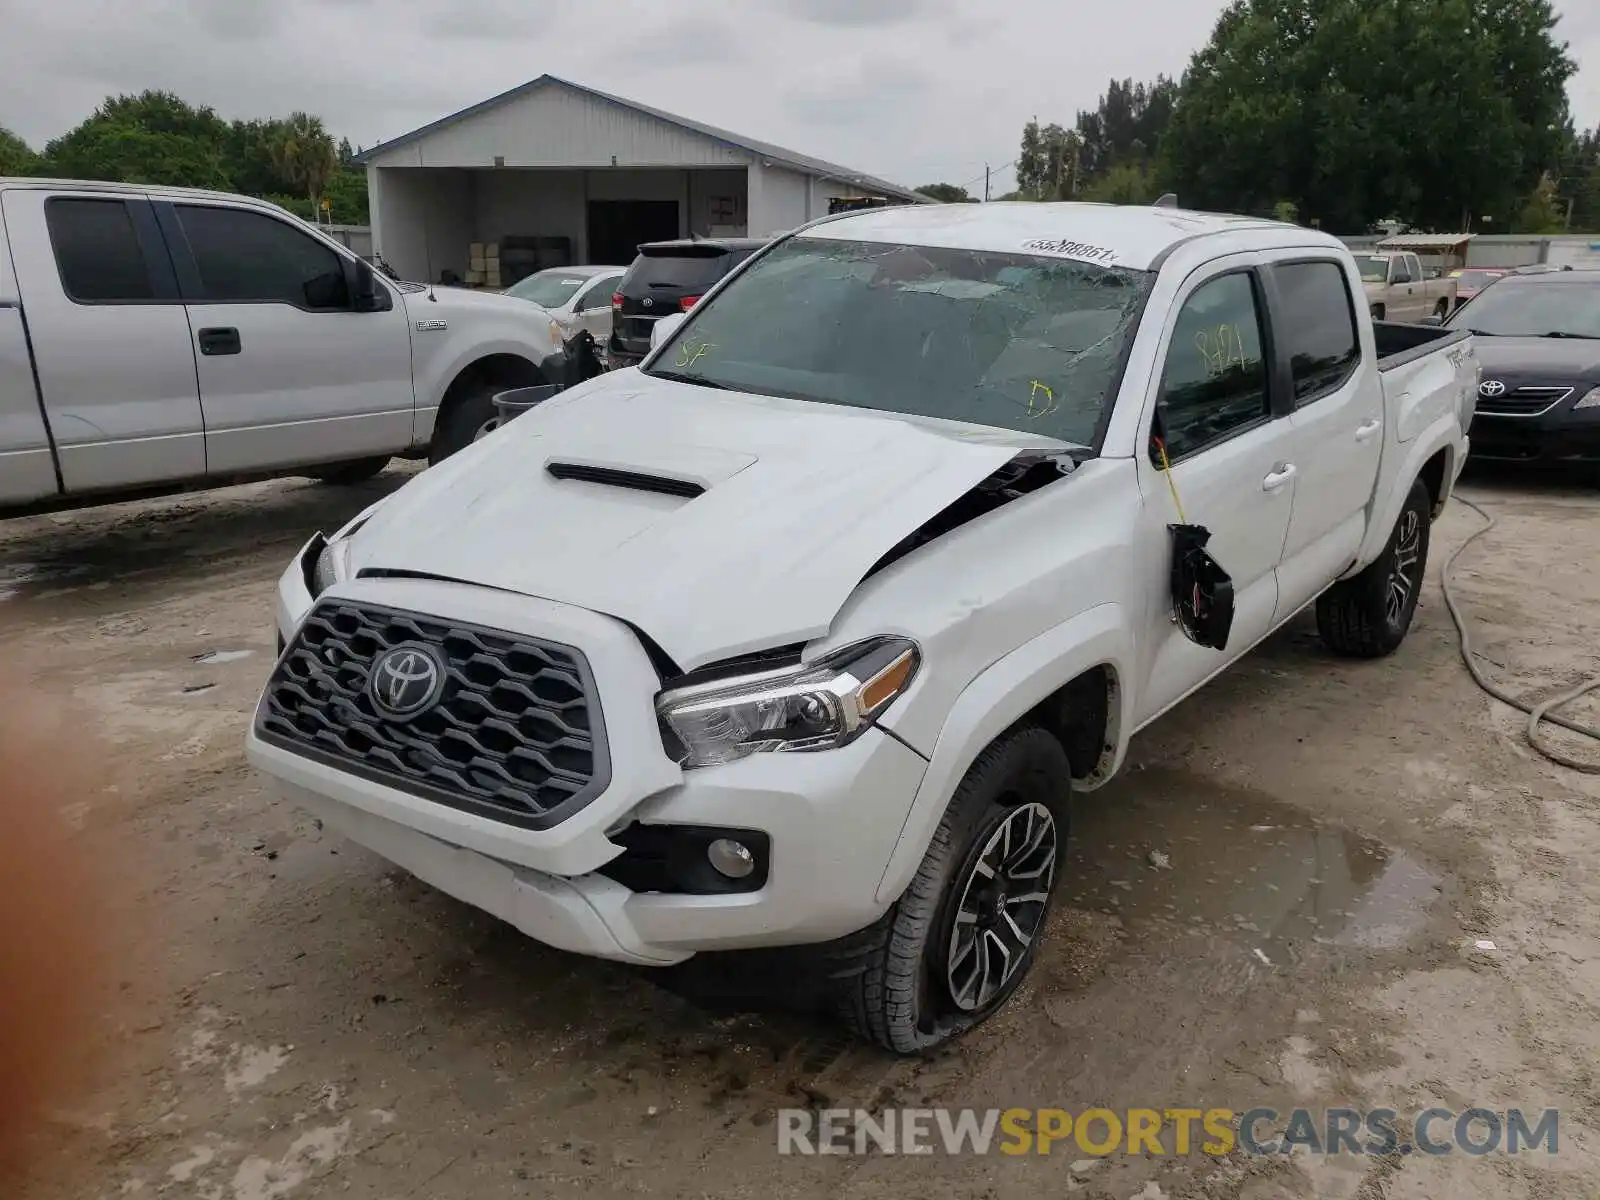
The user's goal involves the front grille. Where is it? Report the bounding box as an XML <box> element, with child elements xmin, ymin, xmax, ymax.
<box><xmin>1476</xmin><ymin>385</ymin><xmax>1573</xmax><ymax>416</ymax></box>
<box><xmin>256</xmin><ymin>600</ymin><xmax>609</xmax><ymax>830</ymax></box>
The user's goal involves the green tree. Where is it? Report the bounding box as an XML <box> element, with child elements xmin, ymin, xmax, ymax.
<box><xmin>40</xmin><ymin>90</ymin><xmax>232</xmax><ymax>188</ymax></box>
<box><xmin>1160</xmin><ymin>0</ymin><xmax>1576</xmax><ymax>231</ymax></box>
<box><xmin>1016</xmin><ymin>121</ymin><xmax>1084</xmax><ymax>200</ymax></box>
<box><xmin>0</xmin><ymin>127</ymin><xmax>39</xmax><ymax>176</ymax></box>
<box><xmin>270</xmin><ymin>112</ymin><xmax>339</xmax><ymax>214</ymax></box>
<box><xmin>1073</xmin><ymin>76</ymin><xmax>1179</xmax><ymax>185</ymax></box>
<box><xmin>1079</xmin><ymin>162</ymin><xmax>1163</xmax><ymax>205</ymax></box>
<box><xmin>916</xmin><ymin>182</ymin><xmax>975</xmax><ymax>203</ymax></box>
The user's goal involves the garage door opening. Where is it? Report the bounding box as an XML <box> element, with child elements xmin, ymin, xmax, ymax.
<box><xmin>588</xmin><ymin>200</ymin><xmax>680</xmax><ymax>266</ymax></box>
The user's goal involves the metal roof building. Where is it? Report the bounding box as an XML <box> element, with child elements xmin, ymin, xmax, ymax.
<box><xmin>355</xmin><ymin>75</ymin><xmax>928</xmax><ymax>285</ymax></box>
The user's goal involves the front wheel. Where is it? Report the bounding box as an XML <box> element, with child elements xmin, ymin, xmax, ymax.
<box><xmin>1371</xmin><ymin>304</ymin><xmax>1386</xmax><ymax>322</ymax></box>
<box><xmin>1316</xmin><ymin>478</ymin><xmax>1432</xmax><ymax>658</ymax></box>
<box><xmin>828</xmin><ymin>726</ymin><xmax>1071</xmax><ymax>1053</ymax></box>
<box><xmin>430</xmin><ymin>380</ymin><xmax>534</xmax><ymax>465</ymax></box>
<box><xmin>1434</xmin><ymin>299</ymin><xmax>1450</xmax><ymax>319</ymax></box>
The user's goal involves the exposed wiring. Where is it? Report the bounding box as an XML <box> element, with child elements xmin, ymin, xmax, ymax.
<box><xmin>1442</xmin><ymin>495</ymin><xmax>1600</xmax><ymax>774</ymax></box>
<box><xmin>1154</xmin><ymin>437</ymin><xmax>1188</xmax><ymax>523</ymax></box>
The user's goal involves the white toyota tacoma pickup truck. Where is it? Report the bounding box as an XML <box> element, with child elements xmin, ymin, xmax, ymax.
<box><xmin>246</xmin><ymin>202</ymin><xmax>1477</xmax><ymax>1052</ymax></box>
<box><xmin>0</xmin><ymin>179</ymin><xmax>558</xmax><ymax>515</ymax></box>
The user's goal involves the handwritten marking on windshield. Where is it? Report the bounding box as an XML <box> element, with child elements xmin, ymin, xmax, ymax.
<box><xmin>1027</xmin><ymin>380</ymin><xmax>1060</xmax><ymax>419</ymax></box>
<box><xmin>1022</xmin><ymin>238</ymin><xmax>1118</xmax><ymax>265</ymax></box>
<box><xmin>675</xmin><ymin>340</ymin><xmax>715</xmax><ymax>369</ymax></box>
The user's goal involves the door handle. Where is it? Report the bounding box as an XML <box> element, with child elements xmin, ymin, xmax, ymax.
<box><xmin>1355</xmin><ymin>418</ymin><xmax>1382</xmax><ymax>442</ymax></box>
<box><xmin>1262</xmin><ymin>463</ymin><xmax>1297</xmax><ymax>492</ymax></box>
<box><xmin>197</xmin><ymin>327</ymin><xmax>241</xmax><ymax>356</ymax></box>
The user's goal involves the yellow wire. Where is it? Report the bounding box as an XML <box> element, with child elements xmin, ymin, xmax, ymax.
<box><xmin>1156</xmin><ymin>439</ymin><xmax>1188</xmax><ymax>524</ymax></box>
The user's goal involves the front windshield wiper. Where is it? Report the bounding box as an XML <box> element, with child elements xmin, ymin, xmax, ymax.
<box><xmin>1539</xmin><ymin>331</ymin><xmax>1600</xmax><ymax>340</ymax></box>
<box><xmin>645</xmin><ymin>369</ymin><xmax>733</xmax><ymax>391</ymax></box>
<box><xmin>1464</xmin><ymin>329</ymin><xmax>1499</xmax><ymax>336</ymax></box>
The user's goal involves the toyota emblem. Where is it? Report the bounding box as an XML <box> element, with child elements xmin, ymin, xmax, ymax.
<box><xmin>368</xmin><ymin>644</ymin><xmax>446</xmax><ymax>721</ymax></box>
<box><xmin>1479</xmin><ymin>379</ymin><xmax>1508</xmax><ymax>398</ymax></box>
<box><xmin>642</xmin><ymin>297</ymin><xmax>654</xmax><ymax>308</ymax></box>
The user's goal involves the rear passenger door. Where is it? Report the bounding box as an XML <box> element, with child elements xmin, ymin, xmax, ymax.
<box><xmin>1263</xmin><ymin>256</ymin><xmax>1382</xmax><ymax>622</ymax></box>
<box><xmin>1</xmin><ymin>189</ymin><xmax>205</xmax><ymax>491</ymax></box>
<box><xmin>1133</xmin><ymin>259</ymin><xmax>1296</xmax><ymax>724</ymax></box>
<box><xmin>158</xmin><ymin>201</ymin><xmax>414</xmax><ymax>476</ymax></box>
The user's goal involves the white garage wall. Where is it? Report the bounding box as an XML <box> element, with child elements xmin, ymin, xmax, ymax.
<box><xmin>366</xmin><ymin>83</ymin><xmax>750</xmax><ymax>170</ymax></box>
<box><xmin>372</xmin><ymin>167</ymin><xmax>475</xmax><ymax>283</ymax></box>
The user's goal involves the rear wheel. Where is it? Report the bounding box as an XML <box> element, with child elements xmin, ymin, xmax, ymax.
<box><xmin>1370</xmin><ymin>304</ymin><xmax>1386</xmax><ymax>321</ymax></box>
<box><xmin>828</xmin><ymin>726</ymin><xmax>1071</xmax><ymax>1054</ymax></box>
<box><xmin>1433</xmin><ymin>299</ymin><xmax>1449</xmax><ymax>319</ymax></box>
<box><xmin>1316</xmin><ymin>479</ymin><xmax>1432</xmax><ymax>658</ymax></box>
<box><xmin>304</xmin><ymin>457</ymin><xmax>389</xmax><ymax>486</ymax></box>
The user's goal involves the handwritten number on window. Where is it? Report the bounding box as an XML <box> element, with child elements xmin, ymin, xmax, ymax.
<box><xmin>1193</xmin><ymin>323</ymin><xmax>1248</xmax><ymax>378</ymax></box>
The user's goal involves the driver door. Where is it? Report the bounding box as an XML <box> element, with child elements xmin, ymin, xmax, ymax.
<box><xmin>160</xmin><ymin>200</ymin><xmax>415</xmax><ymax>475</ymax></box>
<box><xmin>572</xmin><ymin>272</ymin><xmax>624</xmax><ymax>342</ymax></box>
<box><xmin>1132</xmin><ymin>259</ymin><xmax>1297</xmax><ymax>727</ymax></box>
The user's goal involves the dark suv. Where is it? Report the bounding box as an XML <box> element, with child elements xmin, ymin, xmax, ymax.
<box><xmin>608</xmin><ymin>237</ymin><xmax>767</xmax><ymax>367</ymax></box>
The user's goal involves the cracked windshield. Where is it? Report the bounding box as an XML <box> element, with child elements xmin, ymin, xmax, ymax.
<box><xmin>646</xmin><ymin>237</ymin><xmax>1152</xmax><ymax>447</ymax></box>
<box><xmin>2</xmin><ymin>1</ymin><xmax>1599</xmax><ymax>1199</ymax></box>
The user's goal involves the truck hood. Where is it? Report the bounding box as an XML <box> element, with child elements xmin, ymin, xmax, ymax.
<box><xmin>341</xmin><ymin>372</ymin><xmax>1064</xmax><ymax>671</ymax></box>
<box><xmin>399</xmin><ymin>284</ymin><xmax>545</xmax><ymax>320</ymax></box>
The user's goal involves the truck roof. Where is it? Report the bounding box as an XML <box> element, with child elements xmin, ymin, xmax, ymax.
<box><xmin>800</xmin><ymin>200</ymin><xmax>1333</xmax><ymax>272</ymax></box>
<box><xmin>0</xmin><ymin>177</ymin><xmax>288</xmax><ymax>206</ymax></box>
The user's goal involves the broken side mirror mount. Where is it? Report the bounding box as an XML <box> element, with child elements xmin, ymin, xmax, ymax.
<box><xmin>1168</xmin><ymin>523</ymin><xmax>1235</xmax><ymax>651</ymax></box>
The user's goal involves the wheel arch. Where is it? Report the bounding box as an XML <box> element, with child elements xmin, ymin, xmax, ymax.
<box><xmin>874</xmin><ymin>603</ymin><xmax>1134</xmax><ymax>905</ymax></box>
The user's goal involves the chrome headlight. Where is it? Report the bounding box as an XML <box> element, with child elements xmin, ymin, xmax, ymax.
<box><xmin>657</xmin><ymin>638</ymin><xmax>921</xmax><ymax>769</ymax></box>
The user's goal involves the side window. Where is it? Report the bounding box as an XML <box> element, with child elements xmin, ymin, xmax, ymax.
<box><xmin>1273</xmin><ymin>261</ymin><xmax>1361</xmax><ymax>405</ymax></box>
<box><xmin>578</xmin><ymin>275</ymin><xmax>619</xmax><ymax>310</ymax></box>
<box><xmin>45</xmin><ymin>198</ymin><xmax>157</xmax><ymax>303</ymax></box>
<box><xmin>1153</xmin><ymin>272</ymin><xmax>1270</xmax><ymax>461</ymax></box>
<box><xmin>174</xmin><ymin>205</ymin><xmax>349</xmax><ymax>310</ymax></box>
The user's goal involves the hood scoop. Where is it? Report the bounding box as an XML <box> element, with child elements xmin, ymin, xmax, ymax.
<box><xmin>546</xmin><ymin>461</ymin><xmax>706</xmax><ymax>500</ymax></box>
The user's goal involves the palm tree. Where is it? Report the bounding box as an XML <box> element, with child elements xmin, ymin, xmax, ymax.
<box><xmin>271</xmin><ymin>112</ymin><xmax>338</xmax><ymax>215</ymax></box>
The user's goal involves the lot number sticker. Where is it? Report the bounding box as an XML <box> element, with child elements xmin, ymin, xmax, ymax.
<box><xmin>1022</xmin><ymin>238</ymin><xmax>1119</xmax><ymax>265</ymax></box>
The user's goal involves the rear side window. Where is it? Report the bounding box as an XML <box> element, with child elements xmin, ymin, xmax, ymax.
<box><xmin>1154</xmin><ymin>272</ymin><xmax>1270</xmax><ymax>460</ymax></box>
<box><xmin>175</xmin><ymin>205</ymin><xmax>349</xmax><ymax>309</ymax></box>
<box><xmin>45</xmin><ymin>198</ymin><xmax>156</xmax><ymax>303</ymax></box>
<box><xmin>621</xmin><ymin>250</ymin><xmax>729</xmax><ymax>293</ymax></box>
<box><xmin>1273</xmin><ymin>261</ymin><xmax>1361</xmax><ymax>405</ymax></box>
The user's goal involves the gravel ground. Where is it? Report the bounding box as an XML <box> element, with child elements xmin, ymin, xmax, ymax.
<box><xmin>3</xmin><ymin>464</ymin><xmax>1599</xmax><ymax>1200</ymax></box>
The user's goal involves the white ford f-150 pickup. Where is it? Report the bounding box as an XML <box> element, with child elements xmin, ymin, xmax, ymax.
<box><xmin>246</xmin><ymin>202</ymin><xmax>1477</xmax><ymax>1052</ymax></box>
<box><xmin>0</xmin><ymin>178</ymin><xmax>559</xmax><ymax>514</ymax></box>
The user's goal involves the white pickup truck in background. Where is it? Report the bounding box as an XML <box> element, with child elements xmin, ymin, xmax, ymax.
<box><xmin>247</xmin><ymin>202</ymin><xmax>1476</xmax><ymax>1053</ymax></box>
<box><xmin>0</xmin><ymin>179</ymin><xmax>560</xmax><ymax>514</ymax></box>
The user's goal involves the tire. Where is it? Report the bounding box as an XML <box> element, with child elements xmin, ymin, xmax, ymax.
<box><xmin>827</xmin><ymin>726</ymin><xmax>1072</xmax><ymax>1054</ymax></box>
<box><xmin>1316</xmin><ymin>478</ymin><xmax>1432</xmax><ymax>658</ymax></box>
<box><xmin>1370</xmin><ymin>304</ymin><xmax>1386</xmax><ymax>322</ymax></box>
<box><xmin>304</xmin><ymin>456</ymin><xmax>390</xmax><ymax>486</ymax></box>
<box><xmin>430</xmin><ymin>381</ymin><xmax>512</xmax><ymax>465</ymax></box>
<box><xmin>1433</xmin><ymin>299</ymin><xmax>1449</xmax><ymax>319</ymax></box>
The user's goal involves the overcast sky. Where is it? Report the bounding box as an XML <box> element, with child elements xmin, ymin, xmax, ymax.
<box><xmin>1</xmin><ymin>0</ymin><xmax>1596</xmax><ymax>195</ymax></box>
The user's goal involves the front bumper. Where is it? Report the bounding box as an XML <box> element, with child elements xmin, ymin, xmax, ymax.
<box><xmin>248</xmin><ymin>560</ymin><xmax>929</xmax><ymax>964</ymax></box>
<box><xmin>1469</xmin><ymin>407</ymin><xmax>1600</xmax><ymax>464</ymax></box>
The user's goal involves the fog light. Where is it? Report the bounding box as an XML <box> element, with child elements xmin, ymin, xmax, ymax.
<box><xmin>707</xmin><ymin>838</ymin><xmax>756</xmax><ymax>879</ymax></box>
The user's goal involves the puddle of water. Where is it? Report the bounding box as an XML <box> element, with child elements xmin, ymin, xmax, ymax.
<box><xmin>1062</xmin><ymin>769</ymin><xmax>1442</xmax><ymax>961</ymax></box>
<box><xmin>192</xmin><ymin>649</ymin><xmax>255</xmax><ymax>666</ymax></box>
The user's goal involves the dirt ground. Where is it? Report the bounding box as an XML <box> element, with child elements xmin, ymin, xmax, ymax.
<box><xmin>3</xmin><ymin>463</ymin><xmax>1599</xmax><ymax>1200</ymax></box>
